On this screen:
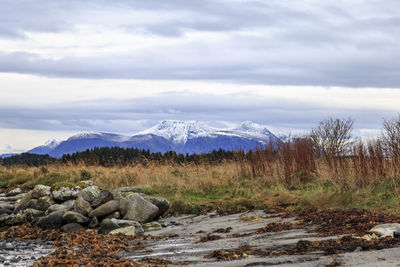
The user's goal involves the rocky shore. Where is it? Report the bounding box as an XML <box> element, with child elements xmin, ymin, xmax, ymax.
<box><xmin>0</xmin><ymin>181</ymin><xmax>170</xmax><ymax>235</ymax></box>
<box><xmin>2</xmin><ymin>182</ymin><xmax>400</xmax><ymax>266</ymax></box>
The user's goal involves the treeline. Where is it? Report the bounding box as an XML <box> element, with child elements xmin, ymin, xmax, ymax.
<box><xmin>61</xmin><ymin>147</ymin><xmax>237</xmax><ymax>166</ymax></box>
<box><xmin>1</xmin><ymin>153</ymin><xmax>57</xmax><ymax>167</ymax></box>
<box><xmin>1</xmin><ymin>147</ymin><xmax>238</xmax><ymax>167</ymax></box>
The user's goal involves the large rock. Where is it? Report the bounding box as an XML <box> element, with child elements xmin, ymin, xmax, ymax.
<box><xmin>73</xmin><ymin>196</ymin><xmax>92</xmax><ymax>216</ymax></box>
<box><xmin>105</xmin><ymin>211</ymin><xmax>121</xmax><ymax>219</ymax></box>
<box><xmin>79</xmin><ymin>186</ymin><xmax>101</xmax><ymax>204</ymax></box>
<box><xmin>100</xmin><ymin>218</ymin><xmax>143</xmax><ymax>234</ymax></box>
<box><xmin>5</xmin><ymin>188</ymin><xmax>22</xmax><ymax>197</ymax></box>
<box><xmin>61</xmin><ymin>199</ymin><xmax>75</xmax><ymax>207</ymax></box>
<box><xmin>89</xmin><ymin>200</ymin><xmax>118</xmax><ymax>218</ymax></box>
<box><xmin>31</xmin><ymin>185</ymin><xmax>51</xmax><ymax>199</ymax></box>
<box><xmin>62</xmin><ymin>211</ymin><xmax>90</xmax><ymax>225</ymax></box>
<box><xmin>22</xmin><ymin>208</ymin><xmax>45</xmax><ymax>221</ymax></box>
<box><xmin>0</xmin><ymin>214</ymin><xmax>28</xmax><ymax>226</ymax></box>
<box><xmin>33</xmin><ymin>211</ymin><xmax>64</xmax><ymax>229</ymax></box>
<box><xmin>61</xmin><ymin>223</ymin><xmax>84</xmax><ymax>233</ymax></box>
<box><xmin>0</xmin><ymin>203</ymin><xmax>14</xmax><ymax>211</ymax></box>
<box><xmin>0</xmin><ymin>209</ymin><xmax>12</xmax><ymax>216</ymax></box>
<box><xmin>14</xmin><ymin>191</ymin><xmax>33</xmax><ymax>213</ymax></box>
<box><xmin>88</xmin><ymin>217</ymin><xmax>99</xmax><ymax>228</ymax></box>
<box><xmin>145</xmin><ymin>197</ymin><xmax>170</xmax><ymax>218</ymax></box>
<box><xmin>33</xmin><ymin>196</ymin><xmax>55</xmax><ymax>211</ymax></box>
<box><xmin>121</xmin><ymin>193</ymin><xmax>159</xmax><ymax>223</ymax></box>
<box><xmin>109</xmin><ymin>226</ymin><xmax>136</xmax><ymax>236</ymax></box>
<box><xmin>51</xmin><ymin>186</ymin><xmax>82</xmax><ymax>202</ymax></box>
<box><xmin>45</xmin><ymin>204</ymin><xmax>70</xmax><ymax>215</ymax></box>
<box><xmin>91</xmin><ymin>190</ymin><xmax>114</xmax><ymax>208</ymax></box>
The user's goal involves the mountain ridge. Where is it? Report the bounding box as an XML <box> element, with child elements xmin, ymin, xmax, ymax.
<box><xmin>3</xmin><ymin>120</ymin><xmax>280</xmax><ymax>158</ymax></box>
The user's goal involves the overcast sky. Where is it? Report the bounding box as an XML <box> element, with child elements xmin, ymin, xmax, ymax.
<box><xmin>1</xmin><ymin>0</ymin><xmax>400</xmax><ymax>153</ymax></box>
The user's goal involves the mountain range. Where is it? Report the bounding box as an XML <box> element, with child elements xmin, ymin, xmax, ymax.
<box><xmin>4</xmin><ymin>121</ymin><xmax>280</xmax><ymax>158</ymax></box>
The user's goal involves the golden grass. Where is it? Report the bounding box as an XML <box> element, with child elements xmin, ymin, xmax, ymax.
<box><xmin>2</xmin><ymin>150</ymin><xmax>400</xmax><ymax>215</ymax></box>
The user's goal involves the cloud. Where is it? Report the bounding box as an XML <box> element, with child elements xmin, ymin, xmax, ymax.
<box><xmin>0</xmin><ymin>91</ymin><xmax>396</xmax><ymax>136</ymax></box>
<box><xmin>0</xmin><ymin>1</ymin><xmax>399</xmax><ymax>87</ymax></box>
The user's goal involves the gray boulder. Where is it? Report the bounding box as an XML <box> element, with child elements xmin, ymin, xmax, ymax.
<box><xmin>45</xmin><ymin>204</ymin><xmax>70</xmax><ymax>215</ymax></box>
<box><xmin>100</xmin><ymin>218</ymin><xmax>143</xmax><ymax>234</ymax></box>
<box><xmin>61</xmin><ymin>199</ymin><xmax>75</xmax><ymax>207</ymax></box>
<box><xmin>5</xmin><ymin>188</ymin><xmax>22</xmax><ymax>197</ymax></box>
<box><xmin>62</xmin><ymin>211</ymin><xmax>90</xmax><ymax>225</ymax></box>
<box><xmin>61</xmin><ymin>223</ymin><xmax>84</xmax><ymax>233</ymax></box>
<box><xmin>88</xmin><ymin>217</ymin><xmax>99</xmax><ymax>228</ymax></box>
<box><xmin>73</xmin><ymin>196</ymin><xmax>92</xmax><ymax>216</ymax></box>
<box><xmin>51</xmin><ymin>186</ymin><xmax>82</xmax><ymax>202</ymax></box>
<box><xmin>0</xmin><ymin>209</ymin><xmax>12</xmax><ymax>216</ymax></box>
<box><xmin>22</xmin><ymin>208</ymin><xmax>45</xmax><ymax>221</ymax></box>
<box><xmin>0</xmin><ymin>214</ymin><xmax>28</xmax><ymax>226</ymax></box>
<box><xmin>14</xmin><ymin>191</ymin><xmax>33</xmax><ymax>213</ymax></box>
<box><xmin>89</xmin><ymin>200</ymin><xmax>118</xmax><ymax>218</ymax></box>
<box><xmin>79</xmin><ymin>186</ymin><xmax>101</xmax><ymax>204</ymax></box>
<box><xmin>91</xmin><ymin>190</ymin><xmax>114</xmax><ymax>208</ymax></box>
<box><xmin>34</xmin><ymin>196</ymin><xmax>55</xmax><ymax>211</ymax></box>
<box><xmin>31</xmin><ymin>185</ymin><xmax>51</xmax><ymax>199</ymax></box>
<box><xmin>145</xmin><ymin>197</ymin><xmax>170</xmax><ymax>218</ymax></box>
<box><xmin>121</xmin><ymin>193</ymin><xmax>159</xmax><ymax>223</ymax></box>
<box><xmin>33</xmin><ymin>211</ymin><xmax>64</xmax><ymax>229</ymax></box>
<box><xmin>0</xmin><ymin>203</ymin><xmax>14</xmax><ymax>211</ymax></box>
<box><xmin>105</xmin><ymin>211</ymin><xmax>121</xmax><ymax>219</ymax></box>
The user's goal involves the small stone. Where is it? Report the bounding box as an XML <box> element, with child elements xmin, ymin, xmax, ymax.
<box><xmin>80</xmin><ymin>180</ymin><xmax>94</xmax><ymax>186</ymax></box>
<box><xmin>100</xmin><ymin>218</ymin><xmax>143</xmax><ymax>234</ymax></box>
<box><xmin>109</xmin><ymin>226</ymin><xmax>136</xmax><ymax>236</ymax></box>
<box><xmin>5</xmin><ymin>242</ymin><xmax>15</xmax><ymax>250</ymax></box>
<box><xmin>112</xmin><ymin>187</ymin><xmax>143</xmax><ymax>196</ymax></box>
<box><xmin>143</xmin><ymin>222</ymin><xmax>162</xmax><ymax>232</ymax></box>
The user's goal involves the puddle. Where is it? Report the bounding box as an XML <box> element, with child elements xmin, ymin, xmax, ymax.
<box><xmin>0</xmin><ymin>239</ymin><xmax>54</xmax><ymax>266</ymax></box>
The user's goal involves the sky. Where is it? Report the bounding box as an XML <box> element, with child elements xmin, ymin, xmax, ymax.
<box><xmin>1</xmin><ymin>0</ymin><xmax>400</xmax><ymax>153</ymax></box>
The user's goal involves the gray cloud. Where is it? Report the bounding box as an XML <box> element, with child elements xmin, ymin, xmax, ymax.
<box><xmin>0</xmin><ymin>92</ymin><xmax>395</xmax><ymax>136</ymax></box>
<box><xmin>0</xmin><ymin>1</ymin><xmax>399</xmax><ymax>87</ymax></box>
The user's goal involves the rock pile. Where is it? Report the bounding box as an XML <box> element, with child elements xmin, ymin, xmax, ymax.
<box><xmin>0</xmin><ymin>181</ymin><xmax>170</xmax><ymax>235</ymax></box>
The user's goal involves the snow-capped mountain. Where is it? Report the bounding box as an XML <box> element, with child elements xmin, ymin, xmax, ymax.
<box><xmin>20</xmin><ymin>120</ymin><xmax>280</xmax><ymax>158</ymax></box>
<box><xmin>28</xmin><ymin>139</ymin><xmax>61</xmax><ymax>155</ymax></box>
<box><xmin>137</xmin><ymin>120</ymin><xmax>216</xmax><ymax>144</ymax></box>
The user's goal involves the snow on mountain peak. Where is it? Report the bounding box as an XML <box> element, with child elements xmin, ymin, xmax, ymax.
<box><xmin>137</xmin><ymin>120</ymin><xmax>216</xmax><ymax>144</ymax></box>
<box><xmin>68</xmin><ymin>132</ymin><xmax>131</xmax><ymax>142</ymax></box>
<box><xmin>231</xmin><ymin>121</ymin><xmax>275</xmax><ymax>140</ymax></box>
<box><xmin>44</xmin><ymin>139</ymin><xmax>61</xmax><ymax>149</ymax></box>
